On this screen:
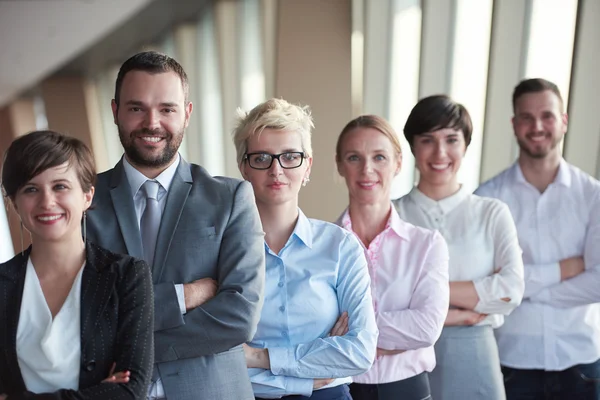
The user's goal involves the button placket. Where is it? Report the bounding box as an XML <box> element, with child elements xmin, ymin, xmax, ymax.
<box><xmin>279</xmin><ymin>257</ymin><xmax>291</xmax><ymax>341</ymax></box>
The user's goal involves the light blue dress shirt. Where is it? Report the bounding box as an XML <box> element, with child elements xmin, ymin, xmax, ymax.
<box><xmin>248</xmin><ymin>209</ymin><xmax>378</xmax><ymax>398</ymax></box>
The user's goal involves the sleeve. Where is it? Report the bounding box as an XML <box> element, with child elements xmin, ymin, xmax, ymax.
<box><xmin>530</xmin><ymin>192</ymin><xmax>600</xmax><ymax>308</ymax></box>
<box><xmin>8</xmin><ymin>259</ymin><xmax>155</xmax><ymax>400</ymax></box>
<box><xmin>376</xmin><ymin>231</ymin><xmax>449</xmax><ymax>351</ymax></box>
<box><xmin>521</xmin><ymin>262</ymin><xmax>561</xmax><ymax>298</ymax></box>
<box><xmin>268</xmin><ymin>235</ymin><xmax>377</xmax><ymax>379</ymax></box>
<box><xmin>248</xmin><ymin>368</ymin><xmax>313</xmax><ymax>398</ymax></box>
<box><xmin>473</xmin><ymin>202</ymin><xmax>525</xmax><ymax>315</ymax></box>
<box><xmin>149</xmin><ymin>282</ymin><xmax>187</xmax><ymax>329</ymax></box>
<box><xmin>152</xmin><ymin>283</ymin><xmax>182</xmax><ymax>331</ymax></box>
<box><xmin>475</xmin><ymin>179</ymin><xmax>561</xmax><ymax>300</ymax></box>
<box><xmin>153</xmin><ymin>181</ymin><xmax>266</xmax><ymax>361</ymax></box>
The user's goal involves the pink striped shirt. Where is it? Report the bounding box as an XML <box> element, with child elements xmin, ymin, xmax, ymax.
<box><xmin>336</xmin><ymin>205</ymin><xmax>449</xmax><ymax>383</ymax></box>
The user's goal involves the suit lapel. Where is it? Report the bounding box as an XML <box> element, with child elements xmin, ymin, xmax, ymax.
<box><xmin>79</xmin><ymin>242</ymin><xmax>116</xmax><ymax>354</ymax></box>
<box><xmin>109</xmin><ymin>160</ymin><xmax>144</xmax><ymax>259</ymax></box>
<box><xmin>0</xmin><ymin>249</ymin><xmax>30</xmax><ymax>390</ymax></box>
<box><xmin>152</xmin><ymin>159</ymin><xmax>193</xmax><ymax>282</ymax></box>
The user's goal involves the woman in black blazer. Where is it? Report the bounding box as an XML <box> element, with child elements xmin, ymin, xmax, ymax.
<box><xmin>0</xmin><ymin>130</ymin><xmax>154</xmax><ymax>399</ymax></box>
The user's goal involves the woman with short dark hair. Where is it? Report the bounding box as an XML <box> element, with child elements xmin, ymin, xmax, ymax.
<box><xmin>0</xmin><ymin>130</ymin><xmax>153</xmax><ymax>399</ymax></box>
<box><xmin>394</xmin><ymin>95</ymin><xmax>525</xmax><ymax>399</ymax></box>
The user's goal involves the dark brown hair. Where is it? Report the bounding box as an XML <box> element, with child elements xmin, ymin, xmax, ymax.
<box><xmin>114</xmin><ymin>51</ymin><xmax>189</xmax><ymax>106</ymax></box>
<box><xmin>403</xmin><ymin>95</ymin><xmax>473</xmax><ymax>147</ymax></box>
<box><xmin>512</xmin><ymin>78</ymin><xmax>564</xmax><ymax>112</ymax></box>
<box><xmin>335</xmin><ymin>115</ymin><xmax>402</xmax><ymax>162</ymax></box>
<box><xmin>1</xmin><ymin>130</ymin><xmax>96</xmax><ymax>200</ymax></box>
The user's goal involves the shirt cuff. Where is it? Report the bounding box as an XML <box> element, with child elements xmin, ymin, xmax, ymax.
<box><xmin>286</xmin><ymin>377</ymin><xmax>313</xmax><ymax>397</ymax></box>
<box><xmin>175</xmin><ymin>284</ymin><xmax>186</xmax><ymax>314</ymax></box>
<box><xmin>269</xmin><ymin>347</ymin><xmax>295</xmax><ymax>376</ymax></box>
<box><xmin>540</xmin><ymin>262</ymin><xmax>561</xmax><ymax>287</ymax></box>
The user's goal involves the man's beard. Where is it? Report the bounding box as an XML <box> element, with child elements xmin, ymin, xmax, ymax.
<box><xmin>516</xmin><ymin>132</ymin><xmax>560</xmax><ymax>159</ymax></box>
<box><xmin>119</xmin><ymin>127</ymin><xmax>183</xmax><ymax>168</ymax></box>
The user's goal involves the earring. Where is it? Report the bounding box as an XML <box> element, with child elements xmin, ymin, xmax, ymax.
<box><xmin>302</xmin><ymin>177</ymin><xmax>310</xmax><ymax>187</ymax></box>
<box><xmin>83</xmin><ymin>211</ymin><xmax>87</xmax><ymax>244</ymax></box>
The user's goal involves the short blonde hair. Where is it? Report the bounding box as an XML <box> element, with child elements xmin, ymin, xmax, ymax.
<box><xmin>233</xmin><ymin>98</ymin><xmax>314</xmax><ymax>165</ymax></box>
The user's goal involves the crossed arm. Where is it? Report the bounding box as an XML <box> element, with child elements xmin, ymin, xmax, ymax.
<box><xmin>526</xmin><ymin>195</ymin><xmax>600</xmax><ymax>308</ymax></box>
<box><xmin>243</xmin><ymin>237</ymin><xmax>377</xmax><ymax>398</ymax></box>
<box><xmin>375</xmin><ymin>231</ymin><xmax>449</xmax><ymax>351</ymax></box>
<box><xmin>151</xmin><ymin>181</ymin><xmax>266</xmax><ymax>363</ymax></box>
<box><xmin>3</xmin><ymin>260</ymin><xmax>154</xmax><ymax>400</ymax></box>
<box><xmin>445</xmin><ymin>203</ymin><xmax>525</xmax><ymax>326</ymax></box>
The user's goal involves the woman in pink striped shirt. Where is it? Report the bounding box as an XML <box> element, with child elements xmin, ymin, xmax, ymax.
<box><xmin>335</xmin><ymin>115</ymin><xmax>450</xmax><ymax>400</ymax></box>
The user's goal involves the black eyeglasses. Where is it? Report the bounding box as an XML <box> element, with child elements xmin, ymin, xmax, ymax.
<box><xmin>244</xmin><ymin>152</ymin><xmax>305</xmax><ymax>170</ymax></box>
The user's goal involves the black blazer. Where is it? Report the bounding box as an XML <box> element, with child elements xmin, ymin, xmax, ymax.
<box><xmin>0</xmin><ymin>242</ymin><xmax>154</xmax><ymax>399</ymax></box>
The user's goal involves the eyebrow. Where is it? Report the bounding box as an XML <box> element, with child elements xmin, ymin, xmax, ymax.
<box><xmin>24</xmin><ymin>178</ymin><xmax>72</xmax><ymax>186</ymax></box>
<box><xmin>420</xmin><ymin>132</ymin><xmax>459</xmax><ymax>138</ymax></box>
<box><xmin>249</xmin><ymin>149</ymin><xmax>302</xmax><ymax>154</ymax></box>
<box><xmin>124</xmin><ymin>100</ymin><xmax>179</xmax><ymax>108</ymax></box>
<box><xmin>342</xmin><ymin>148</ymin><xmax>389</xmax><ymax>155</ymax></box>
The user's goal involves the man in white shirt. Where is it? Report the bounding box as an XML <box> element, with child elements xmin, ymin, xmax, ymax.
<box><xmin>476</xmin><ymin>78</ymin><xmax>600</xmax><ymax>399</ymax></box>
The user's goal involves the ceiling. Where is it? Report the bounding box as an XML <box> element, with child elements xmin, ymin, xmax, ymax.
<box><xmin>0</xmin><ymin>0</ymin><xmax>210</xmax><ymax>107</ymax></box>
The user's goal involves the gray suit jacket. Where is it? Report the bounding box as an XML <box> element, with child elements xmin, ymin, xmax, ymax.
<box><xmin>86</xmin><ymin>158</ymin><xmax>265</xmax><ymax>400</ymax></box>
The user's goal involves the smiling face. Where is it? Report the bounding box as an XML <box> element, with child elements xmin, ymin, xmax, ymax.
<box><xmin>112</xmin><ymin>70</ymin><xmax>192</xmax><ymax>175</ymax></box>
<box><xmin>512</xmin><ymin>90</ymin><xmax>567</xmax><ymax>160</ymax></box>
<box><xmin>337</xmin><ymin>127</ymin><xmax>401</xmax><ymax>206</ymax></box>
<box><xmin>12</xmin><ymin>162</ymin><xmax>94</xmax><ymax>244</ymax></box>
<box><xmin>412</xmin><ymin>128</ymin><xmax>466</xmax><ymax>192</ymax></box>
<box><xmin>240</xmin><ymin>128</ymin><xmax>312</xmax><ymax>208</ymax></box>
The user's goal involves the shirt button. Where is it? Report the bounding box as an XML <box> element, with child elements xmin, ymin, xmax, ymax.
<box><xmin>282</xmin><ymin>331</ymin><xmax>288</xmax><ymax>337</ymax></box>
<box><xmin>278</xmin><ymin>282</ymin><xmax>284</xmax><ymax>287</ymax></box>
<box><xmin>279</xmin><ymin>306</ymin><xmax>285</xmax><ymax>312</ymax></box>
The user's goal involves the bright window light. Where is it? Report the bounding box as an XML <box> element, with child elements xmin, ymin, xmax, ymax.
<box><xmin>388</xmin><ymin>0</ymin><xmax>422</xmax><ymax>199</ymax></box>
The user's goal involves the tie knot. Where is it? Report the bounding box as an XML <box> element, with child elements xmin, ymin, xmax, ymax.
<box><xmin>142</xmin><ymin>180</ymin><xmax>160</xmax><ymax>200</ymax></box>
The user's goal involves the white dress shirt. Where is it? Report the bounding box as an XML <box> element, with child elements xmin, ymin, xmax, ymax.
<box><xmin>122</xmin><ymin>155</ymin><xmax>182</xmax><ymax>399</ymax></box>
<box><xmin>17</xmin><ymin>258</ymin><xmax>84</xmax><ymax>393</ymax></box>
<box><xmin>476</xmin><ymin>160</ymin><xmax>600</xmax><ymax>370</ymax></box>
<box><xmin>394</xmin><ymin>186</ymin><xmax>524</xmax><ymax>328</ymax></box>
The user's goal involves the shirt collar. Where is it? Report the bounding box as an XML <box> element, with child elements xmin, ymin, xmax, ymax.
<box><xmin>408</xmin><ymin>184</ymin><xmax>470</xmax><ymax>215</ymax></box>
<box><xmin>338</xmin><ymin>204</ymin><xmax>410</xmax><ymax>241</ymax></box>
<box><xmin>512</xmin><ymin>158</ymin><xmax>572</xmax><ymax>188</ymax></box>
<box><xmin>291</xmin><ymin>208</ymin><xmax>313</xmax><ymax>249</ymax></box>
<box><xmin>123</xmin><ymin>154</ymin><xmax>181</xmax><ymax>198</ymax></box>
<box><xmin>389</xmin><ymin>205</ymin><xmax>411</xmax><ymax>240</ymax></box>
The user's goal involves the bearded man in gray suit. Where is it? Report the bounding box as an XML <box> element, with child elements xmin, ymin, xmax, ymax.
<box><xmin>86</xmin><ymin>51</ymin><xmax>265</xmax><ymax>400</ymax></box>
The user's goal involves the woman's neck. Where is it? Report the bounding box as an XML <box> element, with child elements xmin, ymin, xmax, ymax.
<box><xmin>417</xmin><ymin>179</ymin><xmax>461</xmax><ymax>201</ymax></box>
<box><xmin>348</xmin><ymin>198</ymin><xmax>391</xmax><ymax>248</ymax></box>
<box><xmin>257</xmin><ymin>200</ymin><xmax>300</xmax><ymax>254</ymax></box>
<box><xmin>29</xmin><ymin>233</ymin><xmax>86</xmax><ymax>278</ymax></box>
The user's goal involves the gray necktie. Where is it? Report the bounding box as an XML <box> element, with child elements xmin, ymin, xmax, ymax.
<box><xmin>140</xmin><ymin>180</ymin><xmax>161</xmax><ymax>267</ymax></box>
